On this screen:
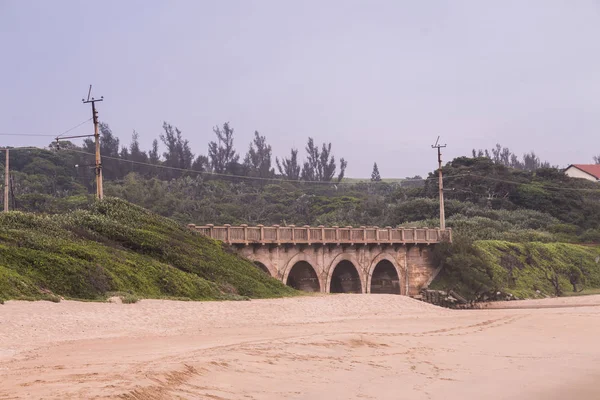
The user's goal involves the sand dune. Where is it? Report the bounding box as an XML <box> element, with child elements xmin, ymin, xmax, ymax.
<box><xmin>1</xmin><ymin>295</ymin><xmax>599</xmax><ymax>399</ymax></box>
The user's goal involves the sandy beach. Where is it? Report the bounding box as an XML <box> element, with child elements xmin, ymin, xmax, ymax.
<box><xmin>1</xmin><ymin>294</ymin><xmax>599</xmax><ymax>400</ymax></box>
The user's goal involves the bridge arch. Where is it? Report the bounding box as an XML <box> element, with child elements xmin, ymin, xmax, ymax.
<box><xmin>326</xmin><ymin>253</ymin><xmax>364</xmax><ymax>294</ymax></box>
<box><xmin>253</xmin><ymin>261</ymin><xmax>271</xmax><ymax>275</ymax></box>
<box><xmin>242</xmin><ymin>254</ymin><xmax>277</xmax><ymax>278</ymax></box>
<box><xmin>366</xmin><ymin>253</ymin><xmax>404</xmax><ymax>295</ymax></box>
<box><xmin>282</xmin><ymin>252</ymin><xmax>321</xmax><ymax>292</ymax></box>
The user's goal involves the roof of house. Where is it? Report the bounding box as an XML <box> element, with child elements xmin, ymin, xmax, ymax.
<box><xmin>568</xmin><ymin>164</ymin><xmax>600</xmax><ymax>179</ymax></box>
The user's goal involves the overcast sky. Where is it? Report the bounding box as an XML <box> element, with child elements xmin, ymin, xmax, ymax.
<box><xmin>1</xmin><ymin>0</ymin><xmax>599</xmax><ymax>178</ymax></box>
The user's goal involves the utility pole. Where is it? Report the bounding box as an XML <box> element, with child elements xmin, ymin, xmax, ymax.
<box><xmin>57</xmin><ymin>85</ymin><xmax>104</xmax><ymax>200</ymax></box>
<box><xmin>83</xmin><ymin>86</ymin><xmax>104</xmax><ymax>200</ymax></box>
<box><xmin>431</xmin><ymin>137</ymin><xmax>447</xmax><ymax>230</ymax></box>
<box><xmin>4</xmin><ymin>148</ymin><xmax>8</xmax><ymax>212</ymax></box>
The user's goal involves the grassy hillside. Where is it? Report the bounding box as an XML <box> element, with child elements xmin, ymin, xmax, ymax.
<box><xmin>4</xmin><ymin>147</ymin><xmax>600</xmax><ymax>303</ymax></box>
<box><xmin>0</xmin><ymin>198</ymin><xmax>296</xmax><ymax>302</ymax></box>
<box><xmin>431</xmin><ymin>239</ymin><xmax>600</xmax><ymax>301</ymax></box>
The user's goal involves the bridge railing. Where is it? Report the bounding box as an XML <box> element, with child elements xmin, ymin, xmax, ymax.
<box><xmin>187</xmin><ymin>224</ymin><xmax>452</xmax><ymax>244</ymax></box>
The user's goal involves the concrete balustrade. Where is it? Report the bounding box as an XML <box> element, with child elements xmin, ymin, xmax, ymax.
<box><xmin>187</xmin><ymin>224</ymin><xmax>451</xmax><ymax>245</ymax></box>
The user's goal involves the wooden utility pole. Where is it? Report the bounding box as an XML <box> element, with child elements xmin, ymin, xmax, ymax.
<box><xmin>4</xmin><ymin>148</ymin><xmax>8</xmax><ymax>212</ymax></box>
<box><xmin>83</xmin><ymin>86</ymin><xmax>104</xmax><ymax>200</ymax></box>
<box><xmin>56</xmin><ymin>86</ymin><xmax>104</xmax><ymax>200</ymax></box>
<box><xmin>431</xmin><ymin>137</ymin><xmax>447</xmax><ymax>230</ymax></box>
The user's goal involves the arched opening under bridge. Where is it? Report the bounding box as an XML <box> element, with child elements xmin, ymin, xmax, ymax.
<box><xmin>253</xmin><ymin>261</ymin><xmax>270</xmax><ymax>275</ymax></box>
<box><xmin>330</xmin><ymin>260</ymin><xmax>362</xmax><ymax>293</ymax></box>
<box><xmin>370</xmin><ymin>260</ymin><xmax>400</xmax><ymax>294</ymax></box>
<box><xmin>286</xmin><ymin>261</ymin><xmax>320</xmax><ymax>292</ymax></box>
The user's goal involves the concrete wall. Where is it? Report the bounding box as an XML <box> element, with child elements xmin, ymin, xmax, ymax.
<box><xmin>237</xmin><ymin>243</ymin><xmax>438</xmax><ymax>296</ymax></box>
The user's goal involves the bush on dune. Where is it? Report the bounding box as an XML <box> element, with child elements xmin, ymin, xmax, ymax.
<box><xmin>0</xmin><ymin>197</ymin><xmax>296</xmax><ymax>302</ymax></box>
<box><xmin>431</xmin><ymin>236</ymin><xmax>600</xmax><ymax>301</ymax></box>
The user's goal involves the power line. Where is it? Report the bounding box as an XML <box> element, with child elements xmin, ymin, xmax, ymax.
<box><xmin>63</xmin><ymin>147</ymin><xmax>431</xmax><ymax>185</ymax></box>
<box><xmin>0</xmin><ymin>118</ymin><xmax>93</xmax><ymax>139</ymax></box>
<box><xmin>0</xmin><ymin>133</ymin><xmax>56</xmax><ymax>137</ymax></box>
<box><xmin>5</xmin><ymin>146</ymin><xmax>429</xmax><ymax>185</ymax></box>
<box><xmin>4</xmin><ymin>145</ymin><xmax>600</xmax><ymax>192</ymax></box>
<box><xmin>53</xmin><ymin>149</ymin><xmax>600</xmax><ymax>193</ymax></box>
<box><xmin>0</xmin><ymin>146</ymin><xmax>46</xmax><ymax>151</ymax></box>
<box><xmin>56</xmin><ymin>118</ymin><xmax>93</xmax><ymax>138</ymax></box>
<box><xmin>0</xmin><ymin>146</ymin><xmax>429</xmax><ymax>184</ymax></box>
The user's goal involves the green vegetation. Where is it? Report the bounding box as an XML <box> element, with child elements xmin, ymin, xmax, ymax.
<box><xmin>2</xmin><ymin>130</ymin><xmax>600</xmax><ymax>302</ymax></box>
<box><xmin>561</xmin><ymin>288</ymin><xmax>600</xmax><ymax>297</ymax></box>
<box><xmin>119</xmin><ymin>293</ymin><xmax>139</xmax><ymax>304</ymax></box>
<box><xmin>0</xmin><ymin>198</ymin><xmax>295</xmax><ymax>302</ymax></box>
<box><xmin>431</xmin><ymin>238</ymin><xmax>600</xmax><ymax>301</ymax></box>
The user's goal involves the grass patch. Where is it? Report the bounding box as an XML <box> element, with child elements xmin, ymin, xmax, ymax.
<box><xmin>431</xmin><ymin>239</ymin><xmax>600</xmax><ymax>301</ymax></box>
<box><xmin>43</xmin><ymin>293</ymin><xmax>61</xmax><ymax>303</ymax></box>
<box><xmin>561</xmin><ymin>288</ymin><xmax>600</xmax><ymax>297</ymax></box>
<box><xmin>0</xmin><ymin>198</ymin><xmax>297</xmax><ymax>302</ymax></box>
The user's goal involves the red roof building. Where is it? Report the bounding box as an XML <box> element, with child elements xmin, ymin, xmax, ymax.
<box><xmin>564</xmin><ymin>164</ymin><xmax>600</xmax><ymax>182</ymax></box>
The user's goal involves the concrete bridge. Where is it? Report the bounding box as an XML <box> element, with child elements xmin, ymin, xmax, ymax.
<box><xmin>187</xmin><ymin>224</ymin><xmax>451</xmax><ymax>296</ymax></box>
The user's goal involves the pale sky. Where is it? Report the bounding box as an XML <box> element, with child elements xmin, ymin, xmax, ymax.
<box><xmin>1</xmin><ymin>0</ymin><xmax>599</xmax><ymax>178</ymax></box>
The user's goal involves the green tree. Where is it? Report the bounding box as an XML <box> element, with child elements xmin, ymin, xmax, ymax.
<box><xmin>472</xmin><ymin>144</ymin><xmax>554</xmax><ymax>171</ymax></box>
<box><xmin>129</xmin><ymin>131</ymin><xmax>148</xmax><ymax>163</ymax></box>
<box><xmin>127</xmin><ymin>131</ymin><xmax>150</xmax><ymax>175</ymax></box>
<box><xmin>208</xmin><ymin>122</ymin><xmax>239</xmax><ymax>174</ymax></box>
<box><xmin>192</xmin><ymin>155</ymin><xmax>209</xmax><ymax>172</ymax></box>
<box><xmin>160</xmin><ymin>122</ymin><xmax>194</xmax><ymax>179</ymax></box>
<box><xmin>276</xmin><ymin>148</ymin><xmax>301</xmax><ymax>180</ymax></box>
<box><xmin>371</xmin><ymin>163</ymin><xmax>381</xmax><ymax>182</ymax></box>
<box><xmin>244</xmin><ymin>131</ymin><xmax>274</xmax><ymax>178</ymax></box>
<box><xmin>337</xmin><ymin>158</ymin><xmax>348</xmax><ymax>183</ymax></box>
<box><xmin>300</xmin><ymin>138</ymin><xmax>320</xmax><ymax>181</ymax></box>
<box><xmin>300</xmin><ymin>138</ymin><xmax>346</xmax><ymax>182</ymax></box>
<box><xmin>149</xmin><ymin>139</ymin><xmax>160</xmax><ymax>165</ymax></box>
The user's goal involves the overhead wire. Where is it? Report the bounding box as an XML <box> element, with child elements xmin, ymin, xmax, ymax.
<box><xmin>0</xmin><ymin>133</ymin><xmax>56</xmax><ymax>137</ymax></box>
<box><xmin>3</xmin><ymin>145</ymin><xmax>600</xmax><ymax>193</ymax></box>
<box><xmin>0</xmin><ymin>118</ymin><xmax>92</xmax><ymax>139</ymax></box>
<box><xmin>59</xmin><ymin>147</ymin><xmax>433</xmax><ymax>185</ymax></box>
<box><xmin>3</xmin><ymin>145</ymin><xmax>431</xmax><ymax>184</ymax></box>
<box><xmin>56</xmin><ymin>118</ymin><xmax>93</xmax><ymax>138</ymax></box>
<box><xmin>0</xmin><ymin>146</ymin><xmax>48</xmax><ymax>151</ymax></box>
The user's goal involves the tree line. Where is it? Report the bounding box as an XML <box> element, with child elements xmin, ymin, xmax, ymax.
<box><xmin>471</xmin><ymin>144</ymin><xmax>557</xmax><ymax>171</ymax></box>
<box><xmin>78</xmin><ymin>121</ymin><xmax>349</xmax><ymax>183</ymax></box>
<box><xmin>473</xmin><ymin>144</ymin><xmax>600</xmax><ymax>170</ymax></box>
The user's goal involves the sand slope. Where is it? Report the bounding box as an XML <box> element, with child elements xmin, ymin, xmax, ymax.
<box><xmin>1</xmin><ymin>295</ymin><xmax>599</xmax><ymax>399</ymax></box>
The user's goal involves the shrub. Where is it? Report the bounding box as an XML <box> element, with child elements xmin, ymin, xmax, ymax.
<box><xmin>120</xmin><ymin>293</ymin><xmax>139</xmax><ymax>304</ymax></box>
